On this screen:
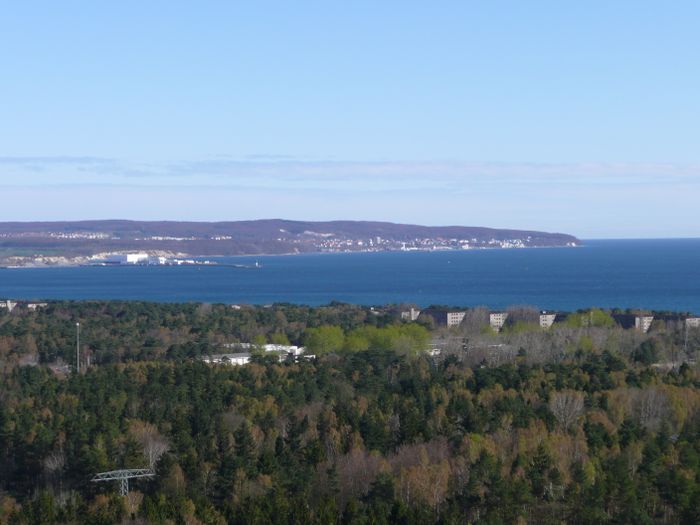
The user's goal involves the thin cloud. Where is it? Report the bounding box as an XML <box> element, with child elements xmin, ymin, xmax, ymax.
<box><xmin>0</xmin><ymin>156</ymin><xmax>114</xmax><ymax>165</ymax></box>
<box><xmin>0</xmin><ymin>157</ymin><xmax>698</xmax><ymax>191</ymax></box>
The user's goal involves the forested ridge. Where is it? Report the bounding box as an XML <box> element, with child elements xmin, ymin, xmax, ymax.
<box><xmin>1</xmin><ymin>302</ymin><xmax>700</xmax><ymax>524</ymax></box>
<box><xmin>0</xmin><ymin>219</ymin><xmax>578</xmax><ymax>261</ymax></box>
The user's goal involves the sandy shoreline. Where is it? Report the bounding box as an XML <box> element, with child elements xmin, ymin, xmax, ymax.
<box><xmin>0</xmin><ymin>244</ymin><xmax>582</xmax><ymax>268</ymax></box>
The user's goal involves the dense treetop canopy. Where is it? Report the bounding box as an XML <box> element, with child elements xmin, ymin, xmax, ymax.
<box><xmin>1</xmin><ymin>301</ymin><xmax>699</xmax><ymax>524</ymax></box>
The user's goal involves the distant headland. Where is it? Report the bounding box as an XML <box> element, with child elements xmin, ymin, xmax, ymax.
<box><xmin>0</xmin><ymin>219</ymin><xmax>580</xmax><ymax>267</ymax></box>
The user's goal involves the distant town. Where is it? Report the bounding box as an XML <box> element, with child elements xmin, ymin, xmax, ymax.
<box><xmin>0</xmin><ymin>219</ymin><xmax>579</xmax><ymax>267</ymax></box>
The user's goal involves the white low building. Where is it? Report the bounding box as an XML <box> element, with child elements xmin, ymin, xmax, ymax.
<box><xmin>105</xmin><ymin>253</ymin><xmax>149</xmax><ymax>264</ymax></box>
<box><xmin>26</xmin><ymin>302</ymin><xmax>48</xmax><ymax>310</ymax></box>
<box><xmin>0</xmin><ymin>300</ymin><xmax>17</xmax><ymax>312</ymax></box>
<box><xmin>222</xmin><ymin>343</ymin><xmax>305</xmax><ymax>356</ymax></box>
<box><xmin>202</xmin><ymin>346</ymin><xmax>306</xmax><ymax>366</ymax></box>
<box><xmin>202</xmin><ymin>353</ymin><xmax>252</xmax><ymax>366</ymax></box>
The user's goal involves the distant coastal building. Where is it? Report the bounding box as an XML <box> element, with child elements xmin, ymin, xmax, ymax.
<box><xmin>539</xmin><ymin>312</ymin><xmax>557</xmax><ymax>329</ymax></box>
<box><xmin>0</xmin><ymin>300</ymin><xmax>17</xmax><ymax>312</ymax></box>
<box><xmin>26</xmin><ymin>302</ymin><xmax>48</xmax><ymax>311</ymax></box>
<box><xmin>490</xmin><ymin>312</ymin><xmax>508</xmax><ymax>332</ymax></box>
<box><xmin>105</xmin><ymin>253</ymin><xmax>149</xmax><ymax>265</ymax></box>
<box><xmin>1</xmin><ymin>300</ymin><xmax>47</xmax><ymax>312</ymax></box>
<box><xmin>418</xmin><ymin>309</ymin><xmax>466</xmax><ymax>327</ymax></box>
<box><xmin>446</xmin><ymin>311</ymin><xmax>467</xmax><ymax>327</ymax></box>
<box><xmin>635</xmin><ymin>316</ymin><xmax>654</xmax><ymax>333</ymax></box>
<box><xmin>613</xmin><ymin>314</ymin><xmax>655</xmax><ymax>333</ymax></box>
<box><xmin>686</xmin><ymin>317</ymin><xmax>700</xmax><ymax>329</ymax></box>
<box><xmin>401</xmin><ymin>308</ymin><xmax>421</xmax><ymax>322</ymax></box>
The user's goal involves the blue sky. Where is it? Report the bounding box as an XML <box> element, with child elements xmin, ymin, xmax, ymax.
<box><xmin>1</xmin><ymin>2</ymin><xmax>698</xmax><ymax>238</ymax></box>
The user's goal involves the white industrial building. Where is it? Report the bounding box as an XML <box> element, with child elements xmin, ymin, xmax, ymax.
<box><xmin>105</xmin><ymin>253</ymin><xmax>149</xmax><ymax>265</ymax></box>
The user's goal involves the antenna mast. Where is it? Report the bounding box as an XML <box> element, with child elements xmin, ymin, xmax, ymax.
<box><xmin>76</xmin><ymin>322</ymin><xmax>80</xmax><ymax>373</ymax></box>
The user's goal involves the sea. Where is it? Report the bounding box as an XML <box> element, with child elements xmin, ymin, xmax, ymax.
<box><xmin>1</xmin><ymin>239</ymin><xmax>699</xmax><ymax>313</ymax></box>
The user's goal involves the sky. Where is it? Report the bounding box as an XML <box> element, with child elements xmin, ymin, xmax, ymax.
<box><xmin>1</xmin><ymin>2</ymin><xmax>698</xmax><ymax>238</ymax></box>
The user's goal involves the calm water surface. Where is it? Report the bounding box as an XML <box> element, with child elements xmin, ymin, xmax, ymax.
<box><xmin>0</xmin><ymin>239</ymin><xmax>698</xmax><ymax>312</ymax></box>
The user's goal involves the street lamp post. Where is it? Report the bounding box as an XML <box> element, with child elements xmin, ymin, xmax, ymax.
<box><xmin>76</xmin><ymin>322</ymin><xmax>80</xmax><ymax>373</ymax></box>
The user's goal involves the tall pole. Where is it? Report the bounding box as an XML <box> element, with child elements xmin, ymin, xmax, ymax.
<box><xmin>76</xmin><ymin>322</ymin><xmax>80</xmax><ymax>373</ymax></box>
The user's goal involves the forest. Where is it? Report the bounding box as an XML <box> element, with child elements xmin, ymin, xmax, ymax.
<box><xmin>1</xmin><ymin>301</ymin><xmax>700</xmax><ymax>524</ymax></box>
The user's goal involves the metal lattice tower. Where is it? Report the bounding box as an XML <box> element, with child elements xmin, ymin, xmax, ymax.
<box><xmin>92</xmin><ymin>468</ymin><xmax>155</xmax><ymax>496</ymax></box>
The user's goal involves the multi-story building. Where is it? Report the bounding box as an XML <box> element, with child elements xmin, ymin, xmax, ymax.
<box><xmin>401</xmin><ymin>308</ymin><xmax>421</xmax><ymax>322</ymax></box>
<box><xmin>0</xmin><ymin>300</ymin><xmax>17</xmax><ymax>312</ymax></box>
<box><xmin>490</xmin><ymin>312</ymin><xmax>509</xmax><ymax>332</ymax></box>
<box><xmin>635</xmin><ymin>316</ymin><xmax>654</xmax><ymax>333</ymax></box>
<box><xmin>686</xmin><ymin>317</ymin><xmax>700</xmax><ymax>329</ymax></box>
<box><xmin>539</xmin><ymin>312</ymin><xmax>557</xmax><ymax>329</ymax></box>
<box><xmin>446</xmin><ymin>311</ymin><xmax>467</xmax><ymax>327</ymax></box>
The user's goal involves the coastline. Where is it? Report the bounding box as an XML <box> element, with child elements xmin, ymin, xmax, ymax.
<box><xmin>0</xmin><ymin>243</ymin><xmax>582</xmax><ymax>269</ymax></box>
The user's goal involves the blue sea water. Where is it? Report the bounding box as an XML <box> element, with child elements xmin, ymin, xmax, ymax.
<box><xmin>0</xmin><ymin>239</ymin><xmax>699</xmax><ymax>312</ymax></box>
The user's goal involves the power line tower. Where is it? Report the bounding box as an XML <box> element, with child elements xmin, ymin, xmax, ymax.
<box><xmin>92</xmin><ymin>468</ymin><xmax>155</xmax><ymax>496</ymax></box>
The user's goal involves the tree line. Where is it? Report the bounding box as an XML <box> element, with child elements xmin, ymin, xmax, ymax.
<box><xmin>0</xmin><ymin>301</ymin><xmax>699</xmax><ymax>524</ymax></box>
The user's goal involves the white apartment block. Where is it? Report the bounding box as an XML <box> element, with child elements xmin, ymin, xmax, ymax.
<box><xmin>447</xmin><ymin>311</ymin><xmax>466</xmax><ymax>327</ymax></box>
<box><xmin>686</xmin><ymin>317</ymin><xmax>700</xmax><ymax>329</ymax></box>
<box><xmin>0</xmin><ymin>300</ymin><xmax>17</xmax><ymax>312</ymax></box>
<box><xmin>635</xmin><ymin>316</ymin><xmax>654</xmax><ymax>333</ymax></box>
<box><xmin>401</xmin><ymin>308</ymin><xmax>421</xmax><ymax>321</ymax></box>
<box><xmin>539</xmin><ymin>313</ymin><xmax>557</xmax><ymax>329</ymax></box>
<box><xmin>490</xmin><ymin>312</ymin><xmax>508</xmax><ymax>332</ymax></box>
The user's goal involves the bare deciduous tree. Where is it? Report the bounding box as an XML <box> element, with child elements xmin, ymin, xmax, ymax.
<box><xmin>43</xmin><ymin>450</ymin><xmax>65</xmax><ymax>474</ymax></box>
<box><xmin>505</xmin><ymin>305</ymin><xmax>540</xmax><ymax>326</ymax></box>
<box><xmin>549</xmin><ymin>390</ymin><xmax>585</xmax><ymax>430</ymax></box>
<box><xmin>130</xmin><ymin>420</ymin><xmax>170</xmax><ymax>468</ymax></box>
<box><xmin>460</xmin><ymin>307</ymin><xmax>490</xmax><ymax>335</ymax></box>
<box><xmin>634</xmin><ymin>387</ymin><xmax>669</xmax><ymax>432</ymax></box>
<box><xmin>333</xmin><ymin>448</ymin><xmax>385</xmax><ymax>506</ymax></box>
